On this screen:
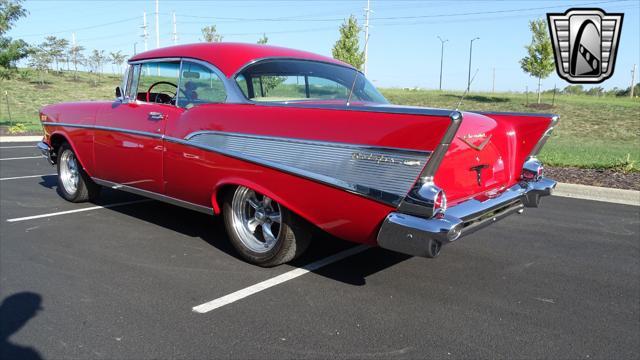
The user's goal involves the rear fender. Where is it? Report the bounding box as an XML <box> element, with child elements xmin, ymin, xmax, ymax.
<box><xmin>211</xmin><ymin>178</ymin><xmax>308</xmax><ymax>223</ymax></box>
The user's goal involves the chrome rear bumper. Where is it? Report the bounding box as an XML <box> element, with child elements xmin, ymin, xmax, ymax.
<box><xmin>376</xmin><ymin>178</ymin><xmax>556</xmax><ymax>257</ymax></box>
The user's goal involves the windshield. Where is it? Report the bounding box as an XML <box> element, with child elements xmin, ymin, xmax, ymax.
<box><xmin>234</xmin><ymin>59</ymin><xmax>387</xmax><ymax>104</ymax></box>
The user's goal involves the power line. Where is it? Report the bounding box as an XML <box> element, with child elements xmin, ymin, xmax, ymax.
<box><xmin>12</xmin><ymin>16</ymin><xmax>139</xmax><ymax>38</ymax></box>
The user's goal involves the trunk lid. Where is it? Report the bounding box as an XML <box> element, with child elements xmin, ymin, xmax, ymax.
<box><xmin>434</xmin><ymin>111</ymin><xmax>555</xmax><ymax>204</ymax></box>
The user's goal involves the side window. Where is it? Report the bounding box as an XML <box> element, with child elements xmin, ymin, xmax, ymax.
<box><xmin>126</xmin><ymin>64</ymin><xmax>141</xmax><ymax>100</ymax></box>
<box><xmin>308</xmin><ymin>76</ymin><xmax>349</xmax><ymax>99</ymax></box>
<box><xmin>178</xmin><ymin>61</ymin><xmax>226</xmax><ymax>108</ymax></box>
<box><xmin>136</xmin><ymin>61</ymin><xmax>180</xmax><ymax>104</ymax></box>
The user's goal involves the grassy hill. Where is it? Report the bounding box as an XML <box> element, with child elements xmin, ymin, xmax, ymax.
<box><xmin>2</xmin><ymin>69</ymin><xmax>638</xmax><ymax>171</ymax></box>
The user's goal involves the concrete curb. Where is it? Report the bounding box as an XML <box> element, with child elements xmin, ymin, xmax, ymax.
<box><xmin>554</xmin><ymin>182</ymin><xmax>640</xmax><ymax>207</ymax></box>
<box><xmin>0</xmin><ymin>136</ymin><xmax>42</xmax><ymax>143</ymax></box>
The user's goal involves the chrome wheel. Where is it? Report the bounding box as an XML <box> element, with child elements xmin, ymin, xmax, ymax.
<box><xmin>59</xmin><ymin>149</ymin><xmax>79</xmax><ymax>195</ymax></box>
<box><xmin>231</xmin><ymin>187</ymin><xmax>282</xmax><ymax>253</ymax></box>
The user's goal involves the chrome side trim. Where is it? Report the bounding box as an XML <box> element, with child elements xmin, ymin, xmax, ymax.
<box><xmin>41</xmin><ymin>122</ymin><xmax>164</xmax><ymax>139</ymax></box>
<box><xmin>529</xmin><ymin>115</ymin><xmax>559</xmax><ymax>157</ymax></box>
<box><xmin>397</xmin><ymin>111</ymin><xmax>463</xmax><ymax>217</ymax></box>
<box><xmin>92</xmin><ymin>178</ymin><xmax>213</xmax><ymax>215</ymax></box>
<box><xmin>177</xmin><ymin>131</ymin><xmax>432</xmax><ymax>206</ymax></box>
<box><xmin>41</xmin><ymin>121</ymin><xmax>431</xmax><ymax>206</ymax></box>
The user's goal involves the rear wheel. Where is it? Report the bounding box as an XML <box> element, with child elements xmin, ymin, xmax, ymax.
<box><xmin>223</xmin><ymin>186</ymin><xmax>311</xmax><ymax>267</ymax></box>
<box><xmin>56</xmin><ymin>143</ymin><xmax>100</xmax><ymax>202</ymax></box>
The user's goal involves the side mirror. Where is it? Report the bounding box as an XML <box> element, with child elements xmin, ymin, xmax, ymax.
<box><xmin>115</xmin><ymin>86</ymin><xmax>122</xmax><ymax>98</ymax></box>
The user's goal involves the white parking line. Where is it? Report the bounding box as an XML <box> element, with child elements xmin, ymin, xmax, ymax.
<box><xmin>6</xmin><ymin>199</ymin><xmax>152</xmax><ymax>222</ymax></box>
<box><xmin>0</xmin><ymin>174</ymin><xmax>56</xmax><ymax>181</ymax></box>
<box><xmin>0</xmin><ymin>146</ymin><xmax>36</xmax><ymax>149</ymax></box>
<box><xmin>0</xmin><ymin>156</ymin><xmax>42</xmax><ymax>161</ymax></box>
<box><xmin>192</xmin><ymin>244</ymin><xmax>370</xmax><ymax>314</ymax></box>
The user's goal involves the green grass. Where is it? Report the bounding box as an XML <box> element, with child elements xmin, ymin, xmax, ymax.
<box><xmin>1</xmin><ymin>69</ymin><xmax>638</xmax><ymax>171</ymax></box>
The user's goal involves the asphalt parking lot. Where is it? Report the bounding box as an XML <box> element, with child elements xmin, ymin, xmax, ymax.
<box><xmin>1</xmin><ymin>142</ymin><xmax>639</xmax><ymax>359</ymax></box>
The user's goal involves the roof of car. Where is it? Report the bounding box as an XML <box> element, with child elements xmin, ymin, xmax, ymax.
<box><xmin>128</xmin><ymin>42</ymin><xmax>353</xmax><ymax>77</ymax></box>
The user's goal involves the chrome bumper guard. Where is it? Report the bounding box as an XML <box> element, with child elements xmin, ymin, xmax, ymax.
<box><xmin>377</xmin><ymin>177</ymin><xmax>556</xmax><ymax>257</ymax></box>
<box><xmin>37</xmin><ymin>141</ymin><xmax>54</xmax><ymax>164</ymax></box>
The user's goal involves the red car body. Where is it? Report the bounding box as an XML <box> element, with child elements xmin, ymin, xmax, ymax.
<box><xmin>38</xmin><ymin>43</ymin><xmax>557</xmax><ymax>261</ymax></box>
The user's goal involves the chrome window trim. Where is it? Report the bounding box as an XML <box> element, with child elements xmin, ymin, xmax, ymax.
<box><xmin>397</xmin><ymin>111</ymin><xmax>463</xmax><ymax>218</ymax></box>
<box><xmin>92</xmin><ymin>178</ymin><xmax>213</xmax><ymax>215</ymax></box>
<box><xmin>128</xmin><ymin>57</ymin><xmax>182</xmax><ymax>65</ymax></box>
<box><xmin>231</xmin><ymin>57</ymin><xmax>359</xmax><ymax>80</ymax></box>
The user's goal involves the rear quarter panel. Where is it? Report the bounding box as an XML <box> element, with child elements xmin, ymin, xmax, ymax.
<box><xmin>164</xmin><ymin>103</ymin><xmax>454</xmax><ymax>244</ymax></box>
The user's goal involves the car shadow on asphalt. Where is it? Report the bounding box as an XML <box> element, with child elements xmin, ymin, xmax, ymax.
<box><xmin>39</xmin><ymin>180</ymin><xmax>412</xmax><ymax>285</ymax></box>
<box><xmin>0</xmin><ymin>292</ymin><xmax>44</xmax><ymax>360</ymax></box>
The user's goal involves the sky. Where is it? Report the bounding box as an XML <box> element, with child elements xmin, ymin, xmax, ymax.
<box><xmin>6</xmin><ymin>0</ymin><xmax>640</xmax><ymax>92</ymax></box>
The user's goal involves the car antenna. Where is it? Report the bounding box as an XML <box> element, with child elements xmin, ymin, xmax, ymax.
<box><xmin>346</xmin><ymin>35</ymin><xmax>370</xmax><ymax>107</ymax></box>
<box><xmin>346</xmin><ymin>69</ymin><xmax>359</xmax><ymax>107</ymax></box>
<box><xmin>456</xmin><ymin>68</ymin><xmax>479</xmax><ymax>111</ymax></box>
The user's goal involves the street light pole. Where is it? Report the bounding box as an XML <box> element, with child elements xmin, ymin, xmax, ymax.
<box><xmin>437</xmin><ymin>36</ymin><xmax>448</xmax><ymax>91</ymax></box>
<box><xmin>467</xmin><ymin>37</ymin><xmax>479</xmax><ymax>91</ymax></box>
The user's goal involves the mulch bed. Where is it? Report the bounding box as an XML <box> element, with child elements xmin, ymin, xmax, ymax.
<box><xmin>546</xmin><ymin>166</ymin><xmax>640</xmax><ymax>191</ymax></box>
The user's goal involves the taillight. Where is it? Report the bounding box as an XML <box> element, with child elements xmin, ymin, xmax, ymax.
<box><xmin>433</xmin><ymin>190</ymin><xmax>447</xmax><ymax>215</ymax></box>
<box><xmin>522</xmin><ymin>159</ymin><xmax>544</xmax><ymax>181</ymax></box>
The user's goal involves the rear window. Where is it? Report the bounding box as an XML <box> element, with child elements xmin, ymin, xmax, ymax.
<box><xmin>234</xmin><ymin>59</ymin><xmax>387</xmax><ymax>104</ymax></box>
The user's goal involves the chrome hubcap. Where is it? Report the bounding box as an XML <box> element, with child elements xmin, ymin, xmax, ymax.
<box><xmin>59</xmin><ymin>150</ymin><xmax>79</xmax><ymax>194</ymax></box>
<box><xmin>231</xmin><ymin>187</ymin><xmax>282</xmax><ymax>253</ymax></box>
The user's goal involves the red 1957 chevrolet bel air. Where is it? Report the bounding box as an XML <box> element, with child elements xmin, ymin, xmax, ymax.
<box><xmin>37</xmin><ymin>43</ymin><xmax>557</xmax><ymax>267</ymax></box>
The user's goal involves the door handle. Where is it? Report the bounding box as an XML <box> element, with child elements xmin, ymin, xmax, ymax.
<box><xmin>148</xmin><ymin>112</ymin><xmax>165</xmax><ymax>121</ymax></box>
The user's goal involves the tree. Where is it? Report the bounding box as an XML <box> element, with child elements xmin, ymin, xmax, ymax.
<box><xmin>68</xmin><ymin>44</ymin><xmax>84</xmax><ymax>81</ymax></box>
<box><xmin>331</xmin><ymin>15</ymin><xmax>364</xmax><ymax>70</ymax></box>
<box><xmin>562</xmin><ymin>84</ymin><xmax>584</xmax><ymax>95</ymax></box>
<box><xmin>88</xmin><ymin>49</ymin><xmax>105</xmax><ymax>85</ymax></box>
<box><xmin>109</xmin><ymin>50</ymin><xmax>127</xmax><ymax>74</ymax></box>
<box><xmin>28</xmin><ymin>46</ymin><xmax>51</xmax><ymax>85</ymax></box>
<box><xmin>0</xmin><ymin>0</ymin><xmax>26</xmax><ymax>36</ymax></box>
<box><xmin>520</xmin><ymin>18</ymin><xmax>555</xmax><ymax>104</ymax></box>
<box><xmin>42</xmin><ymin>36</ymin><xmax>68</xmax><ymax>71</ymax></box>
<box><xmin>257</xmin><ymin>33</ymin><xmax>268</xmax><ymax>45</ymax></box>
<box><xmin>0</xmin><ymin>0</ymin><xmax>29</xmax><ymax>71</ymax></box>
<box><xmin>201</xmin><ymin>25</ymin><xmax>222</xmax><ymax>42</ymax></box>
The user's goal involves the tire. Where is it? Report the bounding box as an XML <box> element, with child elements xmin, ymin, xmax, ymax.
<box><xmin>56</xmin><ymin>143</ymin><xmax>100</xmax><ymax>203</ymax></box>
<box><xmin>223</xmin><ymin>186</ymin><xmax>311</xmax><ymax>267</ymax></box>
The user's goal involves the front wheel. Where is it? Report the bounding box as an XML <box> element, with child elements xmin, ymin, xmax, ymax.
<box><xmin>223</xmin><ymin>186</ymin><xmax>311</xmax><ymax>267</ymax></box>
<box><xmin>57</xmin><ymin>143</ymin><xmax>100</xmax><ymax>203</ymax></box>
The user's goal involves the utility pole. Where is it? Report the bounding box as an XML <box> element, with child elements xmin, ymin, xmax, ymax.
<box><xmin>155</xmin><ymin>0</ymin><xmax>160</xmax><ymax>48</ymax></box>
<box><xmin>631</xmin><ymin>64</ymin><xmax>636</xmax><ymax>98</ymax></box>
<box><xmin>437</xmin><ymin>36</ymin><xmax>448</xmax><ymax>91</ymax></box>
<box><xmin>142</xmin><ymin>12</ymin><xmax>149</xmax><ymax>51</ymax></box>
<box><xmin>467</xmin><ymin>37</ymin><xmax>479</xmax><ymax>91</ymax></box>
<box><xmin>363</xmin><ymin>0</ymin><xmax>371</xmax><ymax>76</ymax></box>
<box><xmin>492</xmin><ymin>67</ymin><xmax>495</xmax><ymax>93</ymax></box>
<box><xmin>172</xmin><ymin>11</ymin><xmax>177</xmax><ymax>44</ymax></box>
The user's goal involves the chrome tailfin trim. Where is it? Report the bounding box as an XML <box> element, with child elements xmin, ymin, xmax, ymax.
<box><xmin>397</xmin><ymin>111</ymin><xmax>463</xmax><ymax>218</ymax></box>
